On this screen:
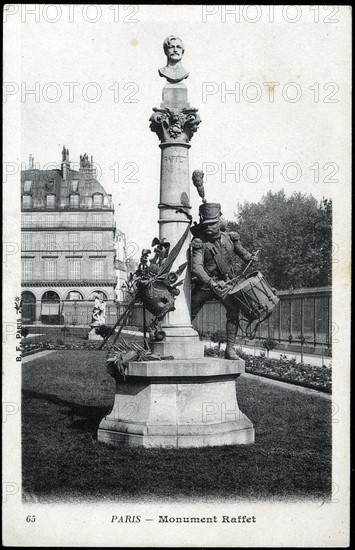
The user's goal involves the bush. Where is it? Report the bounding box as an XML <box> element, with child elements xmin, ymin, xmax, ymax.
<box><xmin>210</xmin><ymin>330</ymin><xmax>227</xmax><ymax>348</ymax></box>
<box><xmin>94</xmin><ymin>325</ymin><xmax>112</xmax><ymax>338</ymax></box>
<box><xmin>204</xmin><ymin>345</ymin><xmax>224</xmax><ymax>358</ymax></box>
<box><xmin>262</xmin><ymin>337</ymin><xmax>277</xmax><ymax>357</ymax></box>
<box><xmin>203</xmin><ymin>347</ymin><xmax>331</xmax><ymax>392</ymax></box>
<box><xmin>21</xmin><ymin>327</ymin><xmax>30</xmax><ymax>338</ymax></box>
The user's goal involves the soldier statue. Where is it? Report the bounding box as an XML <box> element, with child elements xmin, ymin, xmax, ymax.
<box><xmin>190</xmin><ymin>202</ymin><xmax>257</xmax><ymax>360</ymax></box>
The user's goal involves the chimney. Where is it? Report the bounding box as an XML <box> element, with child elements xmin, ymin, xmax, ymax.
<box><xmin>29</xmin><ymin>154</ymin><xmax>34</xmax><ymax>169</ymax></box>
<box><xmin>61</xmin><ymin>145</ymin><xmax>70</xmax><ymax>180</ymax></box>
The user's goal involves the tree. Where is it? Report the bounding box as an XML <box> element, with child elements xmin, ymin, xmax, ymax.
<box><xmin>262</xmin><ymin>337</ymin><xmax>277</xmax><ymax>358</ymax></box>
<box><xmin>227</xmin><ymin>191</ymin><xmax>332</xmax><ymax>290</ymax></box>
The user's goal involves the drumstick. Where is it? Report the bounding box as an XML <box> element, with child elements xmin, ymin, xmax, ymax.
<box><xmin>241</xmin><ymin>249</ymin><xmax>260</xmax><ymax>276</ymax></box>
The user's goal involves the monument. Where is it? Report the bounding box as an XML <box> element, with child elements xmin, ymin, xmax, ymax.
<box><xmin>97</xmin><ymin>37</ymin><xmax>256</xmax><ymax>448</ymax></box>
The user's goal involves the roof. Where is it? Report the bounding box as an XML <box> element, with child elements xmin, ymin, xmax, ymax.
<box><xmin>21</xmin><ymin>168</ymin><xmax>114</xmax><ymax>210</ymax></box>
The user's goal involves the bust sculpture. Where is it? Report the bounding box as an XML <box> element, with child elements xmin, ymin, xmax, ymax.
<box><xmin>159</xmin><ymin>35</ymin><xmax>189</xmax><ymax>84</ymax></box>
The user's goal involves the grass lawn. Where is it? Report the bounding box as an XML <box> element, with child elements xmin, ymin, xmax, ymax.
<box><xmin>22</xmin><ymin>350</ymin><xmax>331</xmax><ymax>503</ymax></box>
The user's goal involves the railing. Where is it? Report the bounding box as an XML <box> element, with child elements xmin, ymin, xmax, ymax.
<box><xmin>128</xmin><ymin>287</ymin><xmax>332</xmax><ymax>348</ymax></box>
<box><xmin>21</xmin><ymin>220</ymin><xmax>116</xmax><ymax>229</ymax></box>
<box><xmin>21</xmin><ymin>287</ymin><xmax>332</xmax><ymax>349</ymax></box>
<box><xmin>21</xmin><ymin>278</ymin><xmax>117</xmax><ymax>285</ymax></box>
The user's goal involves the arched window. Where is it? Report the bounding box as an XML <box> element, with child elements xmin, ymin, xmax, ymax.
<box><xmin>41</xmin><ymin>291</ymin><xmax>61</xmax><ymax>325</ymax></box>
<box><xmin>41</xmin><ymin>291</ymin><xmax>60</xmax><ymax>303</ymax></box>
<box><xmin>66</xmin><ymin>290</ymin><xmax>83</xmax><ymax>300</ymax></box>
<box><xmin>21</xmin><ymin>291</ymin><xmax>36</xmax><ymax>324</ymax></box>
<box><xmin>90</xmin><ymin>290</ymin><xmax>107</xmax><ymax>301</ymax></box>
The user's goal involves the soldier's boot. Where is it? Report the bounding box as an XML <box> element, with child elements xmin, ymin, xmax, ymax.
<box><xmin>224</xmin><ymin>320</ymin><xmax>239</xmax><ymax>360</ymax></box>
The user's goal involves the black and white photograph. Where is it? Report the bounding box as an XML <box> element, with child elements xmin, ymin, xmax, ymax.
<box><xmin>3</xmin><ymin>4</ymin><xmax>351</xmax><ymax>547</ymax></box>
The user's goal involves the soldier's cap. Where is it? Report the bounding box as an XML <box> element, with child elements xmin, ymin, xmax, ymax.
<box><xmin>199</xmin><ymin>202</ymin><xmax>222</xmax><ymax>224</ymax></box>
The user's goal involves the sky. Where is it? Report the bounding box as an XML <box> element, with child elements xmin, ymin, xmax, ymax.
<box><xmin>16</xmin><ymin>4</ymin><xmax>351</xmax><ymax>255</ymax></box>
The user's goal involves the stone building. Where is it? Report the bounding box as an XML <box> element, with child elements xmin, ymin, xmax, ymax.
<box><xmin>21</xmin><ymin>147</ymin><xmax>119</xmax><ymax>324</ymax></box>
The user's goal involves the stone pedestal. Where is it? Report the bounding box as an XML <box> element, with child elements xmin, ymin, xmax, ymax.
<box><xmin>88</xmin><ymin>327</ymin><xmax>104</xmax><ymax>340</ymax></box>
<box><xmin>97</xmin><ymin>358</ymin><xmax>254</xmax><ymax>448</ymax></box>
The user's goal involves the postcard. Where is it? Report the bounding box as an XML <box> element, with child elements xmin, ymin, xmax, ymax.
<box><xmin>3</xmin><ymin>4</ymin><xmax>351</xmax><ymax>547</ymax></box>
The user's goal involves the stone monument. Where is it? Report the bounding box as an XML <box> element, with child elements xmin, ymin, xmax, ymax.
<box><xmin>88</xmin><ymin>296</ymin><xmax>106</xmax><ymax>340</ymax></box>
<box><xmin>98</xmin><ymin>37</ymin><xmax>255</xmax><ymax>448</ymax></box>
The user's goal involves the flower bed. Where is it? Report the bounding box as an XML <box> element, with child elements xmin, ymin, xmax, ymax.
<box><xmin>21</xmin><ymin>341</ymin><xmax>103</xmax><ymax>356</ymax></box>
<box><xmin>204</xmin><ymin>346</ymin><xmax>332</xmax><ymax>393</ymax></box>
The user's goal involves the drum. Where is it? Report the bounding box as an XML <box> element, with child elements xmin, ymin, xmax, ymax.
<box><xmin>139</xmin><ymin>280</ymin><xmax>177</xmax><ymax>320</ymax></box>
<box><xmin>225</xmin><ymin>271</ymin><xmax>279</xmax><ymax>322</ymax></box>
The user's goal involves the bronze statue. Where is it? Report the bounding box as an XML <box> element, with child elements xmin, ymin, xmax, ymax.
<box><xmin>159</xmin><ymin>35</ymin><xmax>189</xmax><ymax>83</ymax></box>
<box><xmin>190</xmin><ymin>202</ymin><xmax>257</xmax><ymax>359</ymax></box>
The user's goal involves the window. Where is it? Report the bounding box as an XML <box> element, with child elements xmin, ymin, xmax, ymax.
<box><xmin>22</xmin><ymin>260</ymin><xmax>33</xmax><ymax>280</ymax></box>
<box><xmin>41</xmin><ymin>290</ymin><xmax>60</xmax><ymax>302</ymax></box>
<box><xmin>22</xmin><ymin>215</ymin><xmax>32</xmax><ymax>227</ymax></box>
<box><xmin>47</xmin><ymin>215</ymin><xmax>55</xmax><ymax>228</ymax></box>
<box><xmin>90</xmin><ymin>290</ymin><xmax>107</xmax><ymax>300</ymax></box>
<box><xmin>24</xmin><ymin>180</ymin><xmax>32</xmax><ymax>192</ymax></box>
<box><xmin>66</xmin><ymin>290</ymin><xmax>83</xmax><ymax>300</ymax></box>
<box><xmin>22</xmin><ymin>234</ymin><xmax>32</xmax><ymax>251</ymax></box>
<box><xmin>71</xmin><ymin>180</ymin><xmax>79</xmax><ymax>192</ymax></box>
<box><xmin>45</xmin><ymin>234</ymin><xmax>56</xmax><ymax>250</ymax></box>
<box><xmin>22</xmin><ymin>195</ymin><xmax>32</xmax><ymax>208</ymax></box>
<box><xmin>92</xmin><ymin>260</ymin><xmax>103</xmax><ymax>280</ymax></box>
<box><xmin>68</xmin><ymin>233</ymin><xmax>79</xmax><ymax>250</ymax></box>
<box><xmin>93</xmin><ymin>194</ymin><xmax>103</xmax><ymax>208</ymax></box>
<box><xmin>68</xmin><ymin>260</ymin><xmax>81</xmax><ymax>280</ymax></box>
<box><xmin>92</xmin><ymin>233</ymin><xmax>102</xmax><ymax>249</ymax></box>
<box><xmin>93</xmin><ymin>214</ymin><xmax>102</xmax><ymax>227</ymax></box>
<box><xmin>44</xmin><ymin>260</ymin><xmax>57</xmax><ymax>281</ymax></box>
<box><xmin>46</xmin><ymin>194</ymin><xmax>55</xmax><ymax>208</ymax></box>
<box><xmin>69</xmin><ymin>194</ymin><xmax>79</xmax><ymax>208</ymax></box>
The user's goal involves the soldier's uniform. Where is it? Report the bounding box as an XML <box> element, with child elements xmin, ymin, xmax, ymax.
<box><xmin>190</xmin><ymin>230</ymin><xmax>252</xmax><ymax>321</ymax></box>
<box><xmin>190</xmin><ymin>202</ymin><xmax>254</xmax><ymax>359</ymax></box>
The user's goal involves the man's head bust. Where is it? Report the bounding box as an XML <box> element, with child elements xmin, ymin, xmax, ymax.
<box><xmin>159</xmin><ymin>35</ymin><xmax>189</xmax><ymax>84</ymax></box>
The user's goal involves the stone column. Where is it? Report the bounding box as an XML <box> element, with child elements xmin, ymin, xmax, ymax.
<box><xmin>149</xmin><ymin>82</ymin><xmax>204</xmax><ymax>359</ymax></box>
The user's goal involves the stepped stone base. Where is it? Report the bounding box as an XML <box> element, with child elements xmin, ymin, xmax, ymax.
<box><xmin>97</xmin><ymin>358</ymin><xmax>255</xmax><ymax>448</ymax></box>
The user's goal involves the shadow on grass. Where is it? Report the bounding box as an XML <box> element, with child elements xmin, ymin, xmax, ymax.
<box><xmin>22</xmin><ymin>389</ymin><xmax>110</xmax><ymax>436</ymax></box>
<box><xmin>22</xmin><ymin>350</ymin><xmax>332</xmax><ymax>503</ymax></box>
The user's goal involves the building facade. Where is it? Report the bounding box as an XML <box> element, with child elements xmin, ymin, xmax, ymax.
<box><xmin>21</xmin><ymin>147</ymin><xmax>118</xmax><ymax>324</ymax></box>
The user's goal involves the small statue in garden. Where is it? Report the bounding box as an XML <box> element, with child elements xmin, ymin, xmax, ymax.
<box><xmin>91</xmin><ymin>296</ymin><xmax>106</xmax><ymax>326</ymax></box>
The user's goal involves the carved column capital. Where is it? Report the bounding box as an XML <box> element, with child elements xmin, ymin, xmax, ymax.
<box><xmin>150</xmin><ymin>107</ymin><xmax>201</xmax><ymax>144</ymax></box>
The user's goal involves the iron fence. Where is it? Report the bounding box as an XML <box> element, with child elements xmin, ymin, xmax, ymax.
<box><xmin>22</xmin><ymin>287</ymin><xmax>332</xmax><ymax>349</ymax></box>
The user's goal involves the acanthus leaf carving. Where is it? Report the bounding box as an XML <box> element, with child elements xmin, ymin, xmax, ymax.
<box><xmin>150</xmin><ymin>107</ymin><xmax>201</xmax><ymax>143</ymax></box>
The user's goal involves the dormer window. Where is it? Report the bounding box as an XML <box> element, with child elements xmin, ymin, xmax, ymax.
<box><xmin>69</xmin><ymin>194</ymin><xmax>79</xmax><ymax>208</ymax></box>
<box><xmin>22</xmin><ymin>195</ymin><xmax>32</xmax><ymax>208</ymax></box>
<box><xmin>93</xmin><ymin>193</ymin><xmax>103</xmax><ymax>208</ymax></box>
<box><xmin>24</xmin><ymin>180</ymin><xmax>32</xmax><ymax>192</ymax></box>
<box><xmin>46</xmin><ymin>194</ymin><xmax>55</xmax><ymax>208</ymax></box>
<box><xmin>71</xmin><ymin>180</ymin><xmax>79</xmax><ymax>192</ymax></box>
